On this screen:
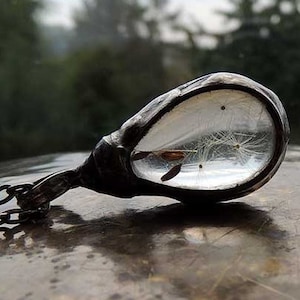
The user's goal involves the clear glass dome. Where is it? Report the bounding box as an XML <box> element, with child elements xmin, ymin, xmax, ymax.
<box><xmin>131</xmin><ymin>89</ymin><xmax>276</xmax><ymax>190</ymax></box>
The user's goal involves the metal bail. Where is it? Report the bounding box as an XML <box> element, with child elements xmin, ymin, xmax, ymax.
<box><xmin>16</xmin><ymin>170</ymin><xmax>80</xmax><ymax>210</ymax></box>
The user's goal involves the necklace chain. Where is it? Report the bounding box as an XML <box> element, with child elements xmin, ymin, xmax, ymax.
<box><xmin>0</xmin><ymin>184</ymin><xmax>50</xmax><ymax>225</ymax></box>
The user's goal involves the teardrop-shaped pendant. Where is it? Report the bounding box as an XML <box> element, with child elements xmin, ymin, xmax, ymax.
<box><xmin>131</xmin><ymin>89</ymin><xmax>276</xmax><ymax>190</ymax></box>
<box><xmin>1</xmin><ymin>73</ymin><xmax>290</xmax><ymax>220</ymax></box>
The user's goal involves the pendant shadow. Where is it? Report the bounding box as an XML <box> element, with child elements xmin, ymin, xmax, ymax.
<box><xmin>0</xmin><ymin>201</ymin><xmax>286</xmax><ymax>254</ymax></box>
<box><xmin>0</xmin><ymin>201</ymin><xmax>290</xmax><ymax>300</ymax></box>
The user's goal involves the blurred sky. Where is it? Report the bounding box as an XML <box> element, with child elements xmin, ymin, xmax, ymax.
<box><xmin>39</xmin><ymin>0</ymin><xmax>231</xmax><ymax>32</ymax></box>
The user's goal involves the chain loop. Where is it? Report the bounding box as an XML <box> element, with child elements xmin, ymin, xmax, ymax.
<box><xmin>0</xmin><ymin>183</ymin><xmax>50</xmax><ymax>225</ymax></box>
<box><xmin>0</xmin><ymin>170</ymin><xmax>77</xmax><ymax>225</ymax></box>
<box><xmin>0</xmin><ymin>206</ymin><xmax>50</xmax><ymax>225</ymax></box>
<box><xmin>0</xmin><ymin>185</ymin><xmax>14</xmax><ymax>205</ymax></box>
<box><xmin>6</xmin><ymin>183</ymin><xmax>34</xmax><ymax>196</ymax></box>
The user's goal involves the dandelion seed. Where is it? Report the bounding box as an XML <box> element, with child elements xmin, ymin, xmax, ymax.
<box><xmin>158</xmin><ymin>151</ymin><xmax>185</xmax><ymax>161</ymax></box>
<box><xmin>131</xmin><ymin>89</ymin><xmax>276</xmax><ymax>190</ymax></box>
<box><xmin>161</xmin><ymin>164</ymin><xmax>182</xmax><ymax>181</ymax></box>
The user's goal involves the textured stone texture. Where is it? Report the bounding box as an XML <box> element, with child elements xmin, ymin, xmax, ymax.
<box><xmin>0</xmin><ymin>147</ymin><xmax>299</xmax><ymax>300</ymax></box>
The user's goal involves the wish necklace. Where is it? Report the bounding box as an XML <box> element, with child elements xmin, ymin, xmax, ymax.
<box><xmin>0</xmin><ymin>73</ymin><xmax>289</xmax><ymax>224</ymax></box>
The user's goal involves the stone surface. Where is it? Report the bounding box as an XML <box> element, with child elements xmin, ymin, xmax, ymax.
<box><xmin>0</xmin><ymin>147</ymin><xmax>300</xmax><ymax>300</ymax></box>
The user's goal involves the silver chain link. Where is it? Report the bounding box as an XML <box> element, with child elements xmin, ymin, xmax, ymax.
<box><xmin>0</xmin><ymin>184</ymin><xmax>50</xmax><ymax>225</ymax></box>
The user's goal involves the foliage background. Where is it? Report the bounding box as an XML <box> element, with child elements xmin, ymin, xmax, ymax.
<box><xmin>0</xmin><ymin>0</ymin><xmax>299</xmax><ymax>160</ymax></box>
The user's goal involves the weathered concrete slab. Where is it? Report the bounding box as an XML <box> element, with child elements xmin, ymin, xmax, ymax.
<box><xmin>1</xmin><ymin>147</ymin><xmax>300</xmax><ymax>300</ymax></box>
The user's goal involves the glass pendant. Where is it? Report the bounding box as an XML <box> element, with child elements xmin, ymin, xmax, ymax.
<box><xmin>0</xmin><ymin>73</ymin><xmax>290</xmax><ymax>223</ymax></box>
<box><xmin>131</xmin><ymin>89</ymin><xmax>276</xmax><ymax>190</ymax></box>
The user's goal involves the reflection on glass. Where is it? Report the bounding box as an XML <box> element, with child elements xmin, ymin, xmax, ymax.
<box><xmin>131</xmin><ymin>89</ymin><xmax>275</xmax><ymax>190</ymax></box>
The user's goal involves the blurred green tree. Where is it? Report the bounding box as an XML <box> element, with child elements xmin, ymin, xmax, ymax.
<box><xmin>4</xmin><ymin>0</ymin><xmax>299</xmax><ymax>161</ymax></box>
<box><xmin>198</xmin><ymin>0</ymin><xmax>300</xmax><ymax>141</ymax></box>
<box><xmin>0</xmin><ymin>0</ymin><xmax>44</xmax><ymax>159</ymax></box>
<box><xmin>0</xmin><ymin>0</ymin><xmax>77</xmax><ymax>159</ymax></box>
<box><xmin>64</xmin><ymin>0</ymin><xmax>186</xmax><ymax>147</ymax></box>
<box><xmin>202</xmin><ymin>0</ymin><xmax>271</xmax><ymax>79</ymax></box>
<box><xmin>259</xmin><ymin>0</ymin><xmax>300</xmax><ymax>138</ymax></box>
<box><xmin>72</xmin><ymin>0</ymin><xmax>143</xmax><ymax>49</ymax></box>
<box><xmin>0</xmin><ymin>0</ymin><xmax>193</xmax><ymax>160</ymax></box>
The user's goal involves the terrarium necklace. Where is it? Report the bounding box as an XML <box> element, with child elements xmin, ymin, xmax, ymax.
<box><xmin>0</xmin><ymin>73</ymin><xmax>290</xmax><ymax>224</ymax></box>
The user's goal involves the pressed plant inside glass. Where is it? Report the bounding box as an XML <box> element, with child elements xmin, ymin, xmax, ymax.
<box><xmin>131</xmin><ymin>89</ymin><xmax>276</xmax><ymax>190</ymax></box>
<box><xmin>0</xmin><ymin>73</ymin><xmax>290</xmax><ymax>224</ymax></box>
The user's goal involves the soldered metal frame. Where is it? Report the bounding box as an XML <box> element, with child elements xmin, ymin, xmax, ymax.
<box><xmin>78</xmin><ymin>72</ymin><xmax>290</xmax><ymax>204</ymax></box>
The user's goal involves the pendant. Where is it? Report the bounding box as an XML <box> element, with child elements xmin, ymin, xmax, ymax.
<box><xmin>0</xmin><ymin>72</ymin><xmax>290</xmax><ymax>223</ymax></box>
